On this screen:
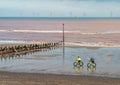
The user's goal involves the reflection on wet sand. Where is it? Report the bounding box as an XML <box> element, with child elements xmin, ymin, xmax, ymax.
<box><xmin>73</xmin><ymin>66</ymin><xmax>83</xmax><ymax>73</ymax></box>
<box><xmin>87</xmin><ymin>67</ymin><xmax>96</xmax><ymax>73</ymax></box>
<box><xmin>23</xmin><ymin>54</ymin><xmax>61</xmax><ymax>60</ymax></box>
<box><xmin>73</xmin><ymin>63</ymin><xmax>96</xmax><ymax>73</ymax></box>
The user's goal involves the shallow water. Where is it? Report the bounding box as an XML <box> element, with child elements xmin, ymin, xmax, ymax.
<box><xmin>0</xmin><ymin>46</ymin><xmax>120</xmax><ymax>78</ymax></box>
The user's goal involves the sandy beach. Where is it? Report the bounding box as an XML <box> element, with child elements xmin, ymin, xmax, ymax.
<box><xmin>0</xmin><ymin>71</ymin><xmax>120</xmax><ymax>85</ymax></box>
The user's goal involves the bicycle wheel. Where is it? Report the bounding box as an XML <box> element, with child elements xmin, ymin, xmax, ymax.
<box><xmin>73</xmin><ymin>62</ymin><xmax>77</xmax><ymax>67</ymax></box>
<box><xmin>87</xmin><ymin>63</ymin><xmax>91</xmax><ymax>68</ymax></box>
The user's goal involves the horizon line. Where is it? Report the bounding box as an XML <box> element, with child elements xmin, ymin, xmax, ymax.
<box><xmin>0</xmin><ymin>17</ymin><xmax>120</xmax><ymax>19</ymax></box>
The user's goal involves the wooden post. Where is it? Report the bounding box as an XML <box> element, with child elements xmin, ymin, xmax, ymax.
<box><xmin>62</xmin><ymin>23</ymin><xmax>65</xmax><ymax>64</ymax></box>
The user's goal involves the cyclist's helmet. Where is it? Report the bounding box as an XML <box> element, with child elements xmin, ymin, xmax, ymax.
<box><xmin>90</xmin><ymin>57</ymin><xmax>94</xmax><ymax>61</ymax></box>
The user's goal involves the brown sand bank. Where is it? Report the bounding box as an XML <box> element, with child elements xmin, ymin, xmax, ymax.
<box><xmin>0</xmin><ymin>72</ymin><xmax>120</xmax><ymax>85</ymax></box>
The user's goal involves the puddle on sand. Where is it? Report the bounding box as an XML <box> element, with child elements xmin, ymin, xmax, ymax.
<box><xmin>0</xmin><ymin>46</ymin><xmax>120</xmax><ymax>78</ymax></box>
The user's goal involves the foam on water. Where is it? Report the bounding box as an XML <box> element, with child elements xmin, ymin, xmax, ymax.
<box><xmin>0</xmin><ymin>40</ymin><xmax>23</xmax><ymax>44</ymax></box>
<box><xmin>0</xmin><ymin>30</ymin><xmax>10</xmax><ymax>32</ymax></box>
<box><xmin>8</xmin><ymin>30</ymin><xmax>120</xmax><ymax>34</ymax></box>
<box><xmin>0</xmin><ymin>40</ymin><xmax>44</xmax><ymax>44</ymax></box>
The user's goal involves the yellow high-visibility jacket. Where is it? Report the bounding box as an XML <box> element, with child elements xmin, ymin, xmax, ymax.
<box><xmin>76</xmin><ymin>57</ymin><xmax>81</xmax><ymax>61</ymax></box>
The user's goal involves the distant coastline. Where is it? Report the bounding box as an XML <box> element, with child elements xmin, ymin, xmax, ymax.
<box><xmin>0</xmin><ymin>17</ymin><xmax>120</xmax><ymax>20</ymax></box>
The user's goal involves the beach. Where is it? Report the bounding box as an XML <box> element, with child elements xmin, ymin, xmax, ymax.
<box><xmin>0</xmin><ymin>71</ymin><xmax>120</xmax><ymax>85</ymax></box>
<box><xmin>0</xmin><ymin>18</ymin><xmax>120</xmax><ymax>85</ymax></box>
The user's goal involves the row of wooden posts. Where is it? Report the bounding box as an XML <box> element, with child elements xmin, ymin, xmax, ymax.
<box><xmin>0</xmin><ymin>41</ymin><xmax>62</xmax><ymax>55</ymax></box>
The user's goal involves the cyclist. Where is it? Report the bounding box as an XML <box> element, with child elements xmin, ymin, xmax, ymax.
<box><xmin>76</xmin><ymin>56</ymin><xmax>81</xmax><ymax>63</ymax></box>
<box><xmin>87</xmin><ymin>57</ymin><xmax>96</xmax><ymax>72</ymax></box>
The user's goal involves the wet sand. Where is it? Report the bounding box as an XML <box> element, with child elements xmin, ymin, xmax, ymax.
<box><xmin>1</xmin><ymin>47</ymin><xmax>120</xmax><ymax>85</ymax></box>
<box><xmin>0</xmin><ymin>71</ymin><xmax>120</xmax><ymax>85</ymax></box>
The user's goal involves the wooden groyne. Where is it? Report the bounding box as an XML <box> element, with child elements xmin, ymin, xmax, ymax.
<box><xmin>0</xmin><ymin>41</ymin><xmax>62</xmax><ymax>56</ymax></box>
